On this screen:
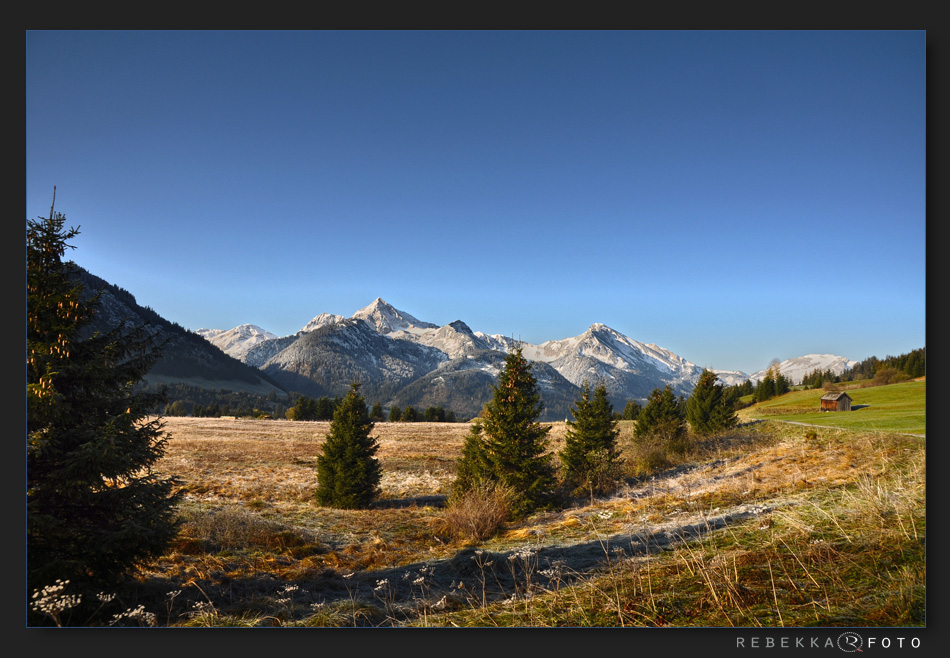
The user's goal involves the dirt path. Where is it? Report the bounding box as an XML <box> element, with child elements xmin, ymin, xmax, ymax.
<box><xmin>320</xmin><ymin>498</ymin><xmax>780</xmax><ymax>614</ymax></box>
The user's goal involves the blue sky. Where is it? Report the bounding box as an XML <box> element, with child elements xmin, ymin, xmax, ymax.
<box><xmin>26</xmin><ymin>30</ymin><xmax>926</xmax><ymax>375</ymax></box>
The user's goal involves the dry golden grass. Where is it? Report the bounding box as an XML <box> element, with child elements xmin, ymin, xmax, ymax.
<box><xmin>159</xmin><ymin>417</ymin><xmax>472</xmax><ymax>505</ymax></box>
<box><xmin>102</xmin><ymin>416</ymin><xmax>923</xmax><ymax>628</ymax></box>
<box><xmin>154</xmin><ymin>417</ymin><xmax>913</xmax><ymax>564</ymax></box>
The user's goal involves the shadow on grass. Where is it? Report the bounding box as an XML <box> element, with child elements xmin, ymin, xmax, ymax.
<box><xmin>372</xmin><ymin>494</ymin><xmax>448</xmax><ymax>510</ymax></box>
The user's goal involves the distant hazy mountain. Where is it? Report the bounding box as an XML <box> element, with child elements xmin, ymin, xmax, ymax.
<box><xmin>749</xmin><ymin>354</ymin><xmax>859</xmax><ymax>386</ymax></box>
<box><xmin>196</xmin><ymin>324</ymin><xmax>278</xmax><ymax>362</ymax></box>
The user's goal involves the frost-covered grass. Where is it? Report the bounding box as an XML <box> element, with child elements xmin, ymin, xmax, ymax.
<box><xmin>34</xmin><ymin>416</ymin><xmax>923</xmax><ymax>627</ymax></box>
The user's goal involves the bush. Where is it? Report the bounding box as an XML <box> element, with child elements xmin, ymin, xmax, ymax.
<box><xmin>873</xmin><ymin>367</ymin><xmax>910</xmax><ymax>386</ymax></box>
<box><xmin>178</xmin><ymin>505</ymin><xmax>322</xmax><ymax>555</ymax></box>
<box><xmin>625</xmin><ymin>437</ymin><xmax>672</xmax><ymax>476</ymax></box>
<box><xmin>439</xmin><ymin>481</ymin><xmax>515</xmax><ymax>541</ymax></box>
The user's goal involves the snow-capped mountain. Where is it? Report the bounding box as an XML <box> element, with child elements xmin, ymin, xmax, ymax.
<box><xmin>257</xmin><ymin>318</ymin><xmax>447</xmax><ymax>402</ymax></box>
<box><xmin>300</xmin><ymin>312</ymin><xmax>346</xmax><ymax>333</ymax></box>
<box><xmin>197</xmin><ymin>298</ymin><xmax>857</xmax><ymax>418</ymax></box>
<box><xmin>352</xmin><ymin>298</ymin><xmax>438</xmax><ymax>335</ymax></box>
<box><xmin>201</xmin><ymin>300</ymin><xmax>711</xmax><ymax>416</ymax></box>
<box><xmin>520</xmin><ymin>323</ymin><xmax>704</xmax><ymax>401</ymax></box>
<box><xmin>711</xmin><ymin>370</ymin><xmax>753</xmax><ymax>387</ymax></box>
<box><xmin>196</xmin><ymin>324</ymin><xmax>279</xmax><ymax>362</ymax></box>
<box><xmin>749</xmin><ymin>354</ymin><xmax>859</xmax><ymax>385</ymax></box>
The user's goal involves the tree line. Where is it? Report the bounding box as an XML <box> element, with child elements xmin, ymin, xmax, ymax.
<box><xmin>840</xmin><ymin>348</ymin><xmax>925</xmax><ymax>383</ymax></box>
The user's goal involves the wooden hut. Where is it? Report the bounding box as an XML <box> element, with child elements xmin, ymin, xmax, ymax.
<box><xmin>819</xmin><ymin>392</ymin><xmax>852</xmax><ymax>412</ymax></box>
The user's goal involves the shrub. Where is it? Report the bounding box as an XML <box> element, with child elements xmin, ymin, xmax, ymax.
<box><xmin>178</xmin><ymin>505</ymin><xmax>321</xmax><ymax>554</ymax></box>
<box><xmin>439</xmin><ymin>481</ymin><xmax>515</xmax><ymax>541</ymax></box>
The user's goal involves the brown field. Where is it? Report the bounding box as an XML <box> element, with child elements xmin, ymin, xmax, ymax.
<box><xmin>120</xmin><ymin>416</ymin><xmax>925</xmax><ymax>627</ymax></box>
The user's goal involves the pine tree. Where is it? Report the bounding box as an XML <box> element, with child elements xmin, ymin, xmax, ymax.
<box><xmin>452</xmin><ymin>346</ymin><xmax>556</xmax><ymax>517</ymax></box>
<box><xmin>621</xmin><ymin>399</ymin><xmax>642</xmax><ymax>420</ymax></box>
<box><xmin>754</xmin><ymin>369</ymin><xmax>776</xmax><ymax>402</ymax></box>
<box><xmin>774</xmin><ymin>371</ymin><xmax>791</xmax><ymax>396</ymax></box>
<box><xmin>634</xmin><ymin>385</ymin><xmax>687</xmax><ymax>450</ymax></box>
<box><xmin>559</xmin><ymin>382</ymin><xmax>624</xmax><ymax>499</ymax></box>
<box><xmin>314</xmin><ymin>383</ymin><xmax>382</xmax><ymax>509</ymax></box>
<box><xmin>27</xmin><ymin>196</ymin><xmax>180</xmax><ymax>600</ymax></box>
<box><xmin>686</xmin><ymin>369</ymin><xmax>738</xmax><ymax>435</ymax></box>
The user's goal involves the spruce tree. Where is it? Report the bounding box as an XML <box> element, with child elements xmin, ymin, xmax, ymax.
<box><xmin>452</xmin><ymin>346</ymin><xmax>556</xmax><ymax>517</ymax></box>
<box><xmin>559</xmin><ymin>382</ymin><xmax>624</xmax><ymax>499</ymax></box>
<box><xmin>314</xmin><ymin>383</ymin><xmax>382</xmax><ymax>509</ymax></box>
<box><xmin>621</xmin><ymin>399</ymin><xmax>641</xmax><ymax>421</ymax></box>
<box><xmin>686</xmin><ymin>369</ymin><xmax>738</xmax><ymax>435</ymax></box>
<box><xmin>634</xmin><ymin>385</ymin><xmax>687</xmax><ymax>450</ymax></box>
<box><xmin>27</xmin><ymin>197</ymin><xmax>181</xmax><ymax>601</ymax></box>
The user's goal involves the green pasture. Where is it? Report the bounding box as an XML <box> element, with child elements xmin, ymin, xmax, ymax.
<box><xmin>741</xmin><ymin>379</ymin><xmax>925</xmax><ymax>436</ymax></box>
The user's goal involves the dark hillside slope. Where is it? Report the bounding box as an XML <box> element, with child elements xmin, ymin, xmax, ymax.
<box><xmin>69</xmin><ymin>265</ymin><xmax>285</xmax><ymax>397</ymax></box>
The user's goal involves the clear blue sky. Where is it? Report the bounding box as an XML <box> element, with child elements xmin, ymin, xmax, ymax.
<box><xmin>26</xmin><ymin>30</ymin><xmax>926</xmax><ymax>375</ymax></box>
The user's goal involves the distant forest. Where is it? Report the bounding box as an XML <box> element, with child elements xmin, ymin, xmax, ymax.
<box><xmin>841</xmin><ymin>347</ymin><xmax>925</xmax><ymax>381</ymax></box>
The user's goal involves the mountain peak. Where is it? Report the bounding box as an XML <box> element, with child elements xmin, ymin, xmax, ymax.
<box><xmin>301</xmin><ymin>312</ymin><xmax>346</xmax><ymax>334</ymax></box>
<box><xmin>352</xmin><ymin>298</ymin><xmax>438</xmax><ymax>335</ymax></box>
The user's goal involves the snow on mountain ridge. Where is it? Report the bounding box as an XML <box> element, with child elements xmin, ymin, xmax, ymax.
<box><xmin>750</xmin><ymin>354</ymin><xmax>858</xmax><ymax>385</ymax></box>
<box><xmin>352</xmin><ymin>297</ymin><xmax>438</xmax><ymax>335</ymax></box>
<box><xmin>197</xmin><ymin>324</ymin><xmax>279</xmax><ymax>361</ymax></box>
<box><xmin>301</xmin><ymin>312</ymin><xmax>346</xmax><ymax>333</ymax></box>
<box><xmin>207</xmin><ymin>299</ymin><xmax>856</xmax><ymax>400</ymax></box>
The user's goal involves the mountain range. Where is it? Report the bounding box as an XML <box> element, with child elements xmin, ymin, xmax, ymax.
<box><xmin>66</xmin><ymin>265</ymin><xmax>859</xmax><ymax>421</ymax></box>
<box><xmin>197</xmin><ymin>298</ymin><xmax>857</xmax><ymax>420</ymax></box>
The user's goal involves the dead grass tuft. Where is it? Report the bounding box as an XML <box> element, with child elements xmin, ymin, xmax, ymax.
<box><xmin>437</xmin><ymin>481</ymin><xmax>515</xmax><ymax>542</ymax></box>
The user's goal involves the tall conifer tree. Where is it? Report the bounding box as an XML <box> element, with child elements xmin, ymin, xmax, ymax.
<box><xmin>686</xmin><ymin>369</ymin><xmax>738</xmax><ymax>435</ymax></box>
<box><xmin>559</xmin><ymin>382</ymin><xmax>624</xmax><ymax>498</ymax></box>
<box><xmin>27</xmin><ymin>195</ymin><xmax>180</xmax><ymax>600</ymax></box>
<box><xmin>635</xmin><ymin>385</ymin><xmax>687</xmax><ymax>447</ymax></box>
<box><xmin>453</xmin><ymin>346</ymin><xmax>556</xmax><ymax>517</ymax></box>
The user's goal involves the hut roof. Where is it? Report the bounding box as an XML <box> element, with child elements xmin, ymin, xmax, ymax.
<box><xmin>820</xmin><ymin>392</ymin><xmax>852</xmax><ymax>401</ymax></box>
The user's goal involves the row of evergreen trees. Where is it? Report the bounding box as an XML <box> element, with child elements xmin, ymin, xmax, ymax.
<box><xmin>159</xmin><ymin>389</ymin><xmax>465</xmax><ymax>423</ymax></box>
<box><xmin>386</xmin><ymin>404</ymin><xmax>458</xmax><ymax>423</ymax></box>
<box><xmin>751</xmin><ymin>366</ymin><xmax>792</xmax><ymax>403</ymax></box>
<box><xmin>314</xmin><ymin>345</ymin><xmax>740</xmax><ymax>520</ymax></box>
<box><xmin>840</xmin><ymin>348</ymin><xmax>925</xmax><ymax>381</ymax></box>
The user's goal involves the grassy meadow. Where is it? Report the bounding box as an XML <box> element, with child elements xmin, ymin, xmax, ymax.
<box><xmin>739</xmin><ymin>379</ymin><xmax>925</xmax><ymax>436</ymax></box>
<box><xmin>36</xmin><ymin>380</ymin><xmax>924</xmax><ymax>627</ymax></box>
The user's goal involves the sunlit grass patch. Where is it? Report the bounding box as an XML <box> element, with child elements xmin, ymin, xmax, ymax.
<box><xmin>79</xmin><ymin>416</ymin><xmax>925</xmax><ymax>627</ymax></box>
